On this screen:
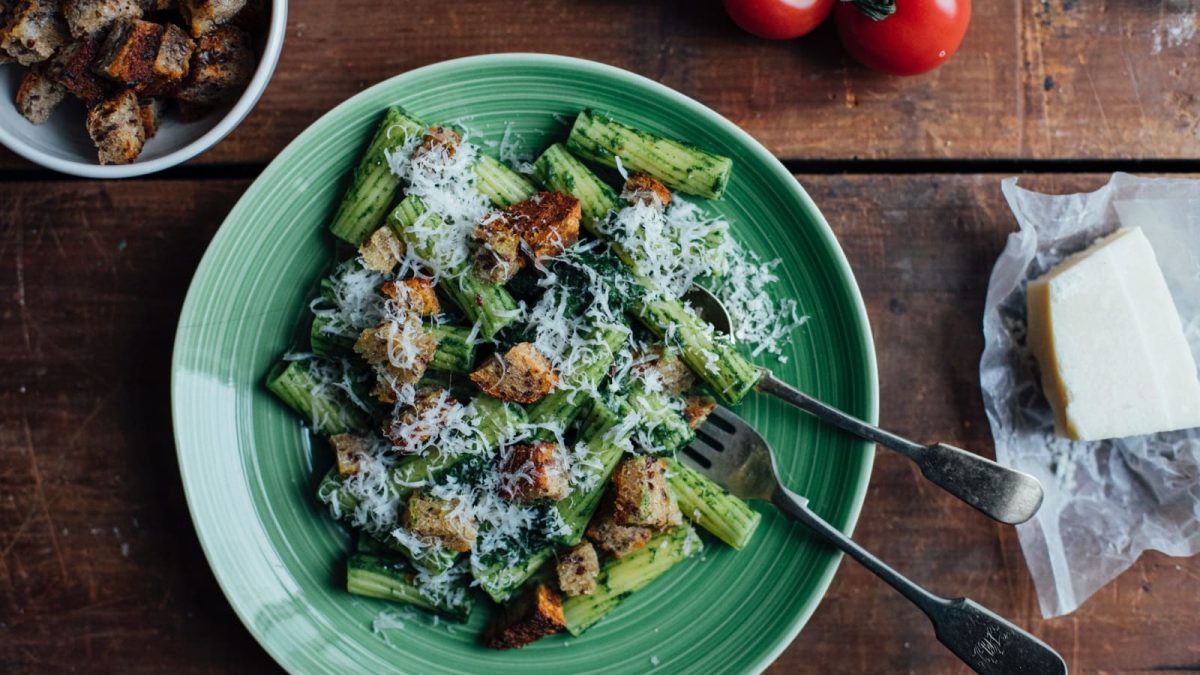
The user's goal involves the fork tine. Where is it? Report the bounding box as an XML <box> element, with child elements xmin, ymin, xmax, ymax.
<box><xmin>694</xmin><ymin>418</ymin><xmax>733</xmax><ymax>445</ymax></box>
<box><xmin>678</xmin><ymin>449</ymin><xmax>712</xmax><ymax>475</ymax></box>
<box><xmin>707</xmin><ymin>405</ymin><xmax>742</xmax><ymax>431</ymax></box>
<box><xmin>686</xmin><ymin>429</ymin><xmax>723</xmax><ymax>461</ymax></box>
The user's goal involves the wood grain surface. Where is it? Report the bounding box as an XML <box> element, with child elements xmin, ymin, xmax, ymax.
<box><xmin>3</xmin><ymin>174</ymin><xmax>1198</xmax><ymax>673</ymax></box>
<box><xmin>3</xmin><ymin>0</ymin><xmax>1200</xmax><ymax>170</ymax></box>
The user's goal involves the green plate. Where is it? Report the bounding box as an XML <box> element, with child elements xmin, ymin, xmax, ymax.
<box><xmin>172</xmin><ymin>54</ymin><xmax>878</xmax><ymax>674</ymax></box>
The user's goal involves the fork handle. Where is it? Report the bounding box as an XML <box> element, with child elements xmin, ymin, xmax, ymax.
<box><xmin>770</xmin><ymin>485</ymin><xmax>1067</xmax><ymax>675</ymax></box>
<box><xmin>757</xmin><ymin>372</ymin><xmax>1044</xmax><ymax>525</ymax></box>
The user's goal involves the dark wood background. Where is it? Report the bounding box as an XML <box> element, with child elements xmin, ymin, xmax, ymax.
<box><xmin>3</xmin><ymin>1</ymin><xmax>1199</xmax><ymax>673</ymax></box>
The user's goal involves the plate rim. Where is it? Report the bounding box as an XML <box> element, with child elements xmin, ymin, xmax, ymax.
<box><xmin>171</xmin><ymin>51</ymin><xmax>880</xmax><ymax>674</ymax></box>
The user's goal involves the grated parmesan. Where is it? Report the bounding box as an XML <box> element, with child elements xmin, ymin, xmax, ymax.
<box><xmin>304</xmin><ymin>120</ymin><xmax>807</xmax><ymax>625</ymax></box>
<box><xmin>706</xmin><ymin>243</ymin><xmax>808</xmax><ymax>360</ymax></box>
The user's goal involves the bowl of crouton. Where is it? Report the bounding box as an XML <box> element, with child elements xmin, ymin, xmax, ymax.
<box><xmin>0</xmin><ymin>0</ymin><xmax>286</xmax><ymax>178</ymax></box>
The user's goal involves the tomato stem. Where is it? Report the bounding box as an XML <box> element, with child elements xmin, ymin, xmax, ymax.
<box><xmin>848</xmin><ymin>0</ymin><xmax>896</xmax><ymax>20</ymax></box>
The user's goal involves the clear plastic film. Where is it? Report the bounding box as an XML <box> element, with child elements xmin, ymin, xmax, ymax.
<box><xmin>983</xmin><ymin>173</ymin><xmax>1200</xmax><ymax>618</ymax></box>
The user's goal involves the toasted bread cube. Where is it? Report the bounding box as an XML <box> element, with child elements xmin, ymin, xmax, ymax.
<box><xmin>506</xmin><ymin>191</ymin><xmax>581</xmax><ymax>260</ymax></box>
<box><xmin>0</xmin><ymin>0</ymin><xmax>69</xmax><ymax>66</ymax></box>
<box><xmin>328</xmin><ymin>433</ymin><xmax>369</xmax><ymax>477</ymax></box>
<box><xmin>470</xmin><ymin>342</ymin><xmax>557</xmax><ymax>405</ymax></box>
<box><xmin>612</xmin><ymin>456</ymin><xmax>680</xmax><ymax>530</ymax></box>
<box><xmin>368</xmin><ymin>378</ymin><xmax>396</xmax><ymax>405</ymax></box>
<box><xmin>500</xmin><ymin>441</ymin><xmax>569</xmax><ymax>502</ymax></box>
<box><xmin>50</xmin><ymin>38</ymin><xmax>108</xmax><ymax>105</ymax></box>
<box><xmin>353</xmin><ymin>322</ymin><xmax>424</xmax><ymax>369</ymax></box>
<box><xmin>470</xmin><ymin>214</ymin><xmax>526</xmax><ymax>284</ymax></box>
<box><xmin>172</xmin><ymin>97</ymin><xmax>209</xmax><ymax>121</ymax></box>
<box><xmin>622</xmin><ymin>173</ymin><xmax>672</xmax><ymax>208</ymax></box>
<box><xmin>174</xmin><ymin>24</ymin><xmax>253</xmax><ymax>110</ymax></box>
<box><xmin>85</xmin><ymin>89</ymin><xmax>145</xmax><ymax>165</ymax></box>
<box><xmin>637</xmin><ymin>345</ymin><xmax>695</xmax><ymax>396</ymax></box>
<box><xmin>586</xmin><ymin>503</ymin><xmax>653</xmax><ymax>559</ymax></box>
<box><xmin>404</xmin><ymin>492</ymin><xmax>476</xmax><ymax>553</ymax></box>
<box><xmin>556</xmin><ymin>542</ymin><xmax>599</xmax><ymax>597</ymax></box>
<box><xmin>93</xmin><ymin>19</ymin><xmax>163</xmax><ymax>89</ymax></box>
<box><xmin>484</xmin><ymin>584</ymin><xmax>565</xmax><ymax>650</ymax></box>
<box><xmin>63</xmin><ymin>0</ymin><xmax>142</xmax><ymax>38</ymax></box>
<box><xmin>357</xmin><ymin>225</ymin><xmax>404</xmax><ymax>273</ymax></box>
<box><xmin>144</xmin><ymin>21</ymin><xmax>194</xmax><ymax>94</ymax></box>
<box><xmin>412</xmin><ymin>125</ymin><xmax>461</xmax><ymax>160</ymax></box>
<box><xmin>230</xmin><ymin>0</ymin><xmax>267</xmax><ymax>32</ymax></box>
<box><xmin>384</xmin><ymin>386</ymin><xmax>456</xmax><ymax>451</ymax></box>
<box><xmin>381</xmin><ymin>278</ymin><xmax>440</xmax><ymax>316</ymax></box>
<box><xmin>137</xmin><ymin>96</ymin><xmax>163</xmax><ymax>138</ymax></box>
<box><xmin>0</xmin><ymin>0</ymin><xmax>11</xmax><ymax>63</ymax></box>
<box><xmin>178</xmin><ymin>0</ymin><xmax>244</xmax><ymax>37</ymax></box>
<box><xmin>682</xmin><ymin>394</ymin><xmax>716</xmax><ymax>430</ymax></box>
<box><xmin>355</xmin><ymin>321</ymin><xmax>438</xmax><ymax>401</ymax></box>
<box><xmin>15</xmin><ymin>67</ymin><xmax>65</xmax><ymax>123</ymax></box>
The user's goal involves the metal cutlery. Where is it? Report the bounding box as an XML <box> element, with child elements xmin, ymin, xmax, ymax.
<box><xmin>683</xmin><ymin>285</ymin><xmax>1045</xmax><ymax>525</ymax></box>
<box><xmin>681</xmin><ymin>405</ymin><xmax>1067</xmax><ymax>675</ymax></box>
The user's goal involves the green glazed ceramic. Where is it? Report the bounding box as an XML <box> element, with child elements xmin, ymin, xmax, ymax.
<box><xmin>172</xmin><ymin>53</ymin><xmax>878</xmax><ymax>674</ymax></box>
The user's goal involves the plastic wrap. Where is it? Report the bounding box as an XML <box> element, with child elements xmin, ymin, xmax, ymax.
<box><xmin>982</xmin><ymin>173</ymin><xmax>1200</xmax><ymax>618</ymax></box>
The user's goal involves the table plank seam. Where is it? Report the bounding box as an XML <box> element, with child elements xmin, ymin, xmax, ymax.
<box><xmin>4</xmin><ymin>158</ymin><xmax>1200</xmax><ymax>184</ymax></box>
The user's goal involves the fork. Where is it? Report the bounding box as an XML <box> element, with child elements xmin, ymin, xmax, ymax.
<box><xmin>683</xmin><ymin>406</ymin><xmax>1068</xmax><ymax>675</ymax></box>
<box><xmin>683</xmin><ymin>284</ymin><xmax>1045</xmax><ymax>525</ymax></box>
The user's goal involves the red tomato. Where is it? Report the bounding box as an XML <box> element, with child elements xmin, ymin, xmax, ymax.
<box><xmin>723</xmin><ymin>0</ymin><xmax>835</xmax><ymax>40</ymax></box>
<box><xmin>835</xmin><ymin>0</ymin><xmax>972</xmax><ymax>76</ymax></box>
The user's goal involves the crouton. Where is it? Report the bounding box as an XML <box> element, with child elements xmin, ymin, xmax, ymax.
<box><xmin>143</xmin><ymin>21</ymin><xmax>194</xmax><ymax>95</ymax></box>
<box><xmin>354</xmin><ymin>321</ymin><xmax>439</xmax><ymax>401</ymax></box>
<box><xmin>586</xmin><ymin>502</ymin><xmax>653</xmax><ymax>559</ymax></box>
<box><xmin>404</xmin><ymin>491</ymin><xmax>476</xmax><ymax>553</ymax></box>
<box><xmin>471</xmin><ymin>192</ymin><xmax>580</xmax><ymax>282</ymax></box>
<box><xmin>137</xmin><ymin>96</ymin><xmax>163</xmax><ymax>138</ymax></box>
<box><xmin>93</xmin><ymin>19</ymin><xmax>163</xmax><ymax>89</ymax></box>
<box><xmin>173</xmin><ymin>24</ymin><xmax>253</xmax><ymax>111</ymax></box>
<box><xmin>178</xmin><ymin>0</ymin><xmax>244</xmax><ymax>37</ymax></box>
<box><xmin>503</xmin><ymin>191</ymin><xmax>581</xmax><ymax>260</ymax></box>
<box><xmin>381</xmin><ymin>278</ymin><xmax>440</xmax><ymax>316</ymax></box>
<box><xmin>384</xmin><ymin>386</ymin><xmax>456</xmax><ymax>451</ymax></box>
<box><xmin>484</xmin><ymin>584</ymin><xmax>565</xmax><ymax>650</ymax></box>
<box><xmin>412</xmin><ymin>125</ymin><xmax>461</xmax><ymax>160</ymax></box>
<box><xmin>0</xmin><ymin>0</ymin><xmax>69</xmax><ymax>66</ymax></box>
<box><xmin>556</xmin><ymin>542</ymin><xmax>599</xmax><ymax>597</ymax></box>
<box><xmin>15</xmin><ymin>67</ymin><xmax>66</xmax><ymax>123</ymax></box>
<box><xmin>470</xmin><ymin>342</ymin><xmax>557</xmax><ymax>405</ymax></box>
<box><xmin>499</xmin><ymin>441</ymin><xmax>569</xmax><ymax>502</ymax></box>
<box><xmin>0</xmin><ymin>0</ymin><xmax>10</xmax><ymax>63</ymax></box>
<box><xmin>622</xmin><ymin>173</ymin><xmax>673</xmax><ymax>208</ymax></box>
<box><xmin>229</xmin><ymin>0</ymin><xmax>268</xmax><ymax>33</ymax></box>
<box><xmin>49</xmin><ymin>38</ymin><xmax>108</xmax><ymax>105</ymax></box>
<box><xmin>636</xmin><ymin>345</ymin><xmax>695</xmax><ymax>396</ymax></box>
<box><xmin>612</xmin><ymin>456</ymin><xmax>681</xmax><ymax>530</ymax></box>
<box><xmin>85</xmin><ymin>89</ymin><xmax>145</xmax><ymax>165</ymax></box>
<box><xmin>328</xmin><ymin>433</ymin><xmax>369</xmax><ymax>477</ymax></box>
<box><xmin>357</xmin><ymin>225</ymin><xmax>404</xmax><ymax>273</ymax></box>
<box><xmin>62</xmin><ymin>0</ymin><xmax>142</xmax><ymax>39</ymax></box>
<box><xmin>470</xmin><ymin>214</ymin><xmax>526</xmax><ymax>284</ymax></box>
<box><xmin>682</xmin><ymin>394</ymin><xmax>716</xmax><ymax>430</ymax></box>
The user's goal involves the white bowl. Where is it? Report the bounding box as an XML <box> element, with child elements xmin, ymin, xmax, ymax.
<box><xmin>0</xmin><ymin>1</ymin><xmax>286</xmax><ymax>178</ymax></box>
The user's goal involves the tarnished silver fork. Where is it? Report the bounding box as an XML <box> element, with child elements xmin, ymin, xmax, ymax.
<box><xmin>683</xmin><ymin>406</ymin><xmax>1067</xmax><ymax>675</ymax></box>
<box><xmin>683</xmin><ymin>285</ymin><xmax>1044</xmax><ymax>525</ymax></box>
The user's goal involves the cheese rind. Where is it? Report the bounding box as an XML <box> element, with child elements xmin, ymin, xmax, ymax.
<box><xmin>1026</xmin><ymin>227</ymin><xmax>1200</xmax><ymax>441</ymax></box>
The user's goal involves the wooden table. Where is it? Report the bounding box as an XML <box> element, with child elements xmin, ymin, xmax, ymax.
<box><xmin>3</xmin><ymin>2</ymin><xmax>1199</xmax><ymax>672</ymax></box>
